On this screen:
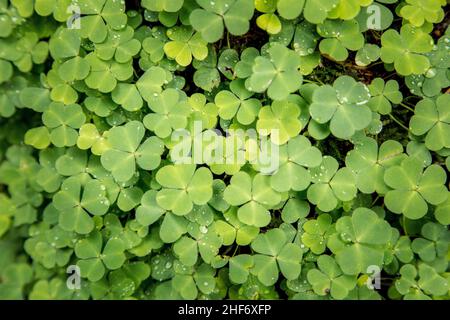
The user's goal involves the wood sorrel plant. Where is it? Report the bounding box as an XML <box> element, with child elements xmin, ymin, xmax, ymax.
<box><xmin>0</xmin><ymin>0</ymin><xmax>449</xmax><ymax>301</ymax></box>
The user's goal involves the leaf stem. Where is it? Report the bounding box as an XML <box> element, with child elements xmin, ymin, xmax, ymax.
<box><xmin>389</xmin><ymin>114</ymin><xmax>409</xmax><ymax>131</ymax></box>
<box><xmin>371</xmin><ymin>195</ymin><xmax>380</xmax><ymax>206</ymax></box>
<box><xmin>232</xmin><ymin>245</ymin><xmax>239</xmax><ymax>257</ymax></box>
<box><xmin>368</xmin><ymin>61</ymin><xmax>384</xmax><ymax>67</ymax></box>
<box><xmin>399</xmin><ymin>102</ymin><xmax>414</xmax><ymax>112</ymax></box>
<box><xmin>403</xmin><ymin>215</ymin><xmax>409</xmax><ymax>236</ymax></box>
<box><xmin>303</xmin><ymin>79</ymin><xmax>322</xmax><ymax>85</ymax></box>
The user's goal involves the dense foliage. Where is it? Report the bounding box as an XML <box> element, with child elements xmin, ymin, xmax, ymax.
<box><xmin>0</xmin><ymin>0</ymin><xmax>449</xmax><ymax>300</ymax></box>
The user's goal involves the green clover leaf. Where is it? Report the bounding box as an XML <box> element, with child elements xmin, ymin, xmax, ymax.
<box><xmin>24</xmin><ymin>225</ymin><xmax>73</xmax><ymax>269</ymax></box>
<box><xmin>301</xmin><ymin>213</ymin><xmax>335</xmax><ymax>255</ymax></box>
<box><xmin>406</xmin><ymin>141</ymin><xmax>432</xmax><ymax>167</ymax></box>
<box><xmin>174</xmin><ymin>223</ymin><xmax>222</xmax><ymax>266</ymax></box>
<box><xmin>409</xmin><ymin>94</ymin><xmax>450</xmax><ymax>151</ymax></box>
<box><xmin>117</xmin><ymin>186</ymin><xmax>144</xmax><ymax>212</ymax></box>
<box><xmin>156</xmin><ymin>164</ymin><xmax>213</xmax><ymax>215</ymax></box>
<box><xmin>250</xmin><ymin>228</ymin><xmax>303</xmax><ymax>286</ymax></box>
<box><xmin>254</xmin><ymin>0</ymin><xmax>281</xmax><ymax>34</ymax></box>
<box><xmin>317</xmin><ymin>20</ymin><xmax>364</xmax><ymax>61</ymax></box>
<box><xmin>33</xmin><ymin>0</ymin><xmax>72</xmax><ymax>21</ymax></box>
<box><xmin>192</xmin><ymin>47</ymin><xmax>221</xmax><ymax>91</ymax></box>
<box><xmin>95</xmin><ymin>26</ymin><xmax>141</xmax><ymax>63</ymax></box>
<box><xmin>356</xmin><ymin>2</ymin><xmax>394</xmax><ymax>31</ymax></box>
<box><xmin>55</xmin><ymin>147</ymin><xmax>88</xmax><ymax>177</ymax></box>
<box><xmin>255</xmin><ymin>0</ymin><xmax>306</xmax><ymax>31</ymax></box>
<box><xmin>53</xmin><ymin>176</ymin><xmax>110</xmax><ymax>234</ymax></box>
<box><xmin>291</xmin><ymin>21</ymin><xmax>320</xmax><ymax>57</ymax></box>
<box><xmin>75</xmin><ymin>231</ymin><xmax>126</xmax><ymax>281</ymax></box>
<box><xmin>101</xmin><ymin>121</ymin><xmax>164</xmax><ymax>182</ymax></box>
<box><xmin>29</xmin><ymin>278</ymin><xmax>90</xmax><ymax>300</ymax></box>
<box><xmin>307</xmin><ymin>156</ymin><xmax>357</xmax><ymax>212</ymax></box>
<box><xmin>399</xmin><ymin>0</ymin><xmax>445</xmax><ymax>27</ymax></box>
<box><xmin>3</xmin><ymin>31</ymin><xmax>49</xmax><ymax>72</ymax></box>
<box><xmin>136</xmin><ymin>190</ymin><xmax>166</xmax><ymax>227</ymax></box>
<box><xmin>212</xmin><ymin>207</ymin><xmax>259</xmax><ymax>246</ymax></box>
<box><xmin>416</xmin><ymin>264</ymin><xmax>449</xmax><ymax>298</ymax></box>
<box><xmin>327</xmin><ymin>0</ymin><xmax>372</xmax><ymax>20</ymax></box>
<box><xmin>188</xmin><ymin>93</ymin><xmax>218</xmax><ymax>129</ymax></box>
<box><xmin>0</xmin><ymin>263</ymin><xmax>33</xmax><ymax>299</ymax></box>
<box><xmin>78</xmin><ymin>0</ymin><xmax>127</xmax><ymax>43</ymax></box>
<box><xmin>215</xmin><ymin>79</ymin><xmax>261</xmax><ymax>125</ymax></box>
<box><xmin>164</xmin><ymin>26</ymin><xmax>208</xmax><ymax>67</ymax></box>
<box><xmin>229</xmin><ymin>254</ymin><xmax>254</xmax><ymax>284</ymax></box>
<box><xmin>218</xmin><ymin>48</ymin><xmax>239</xmax><ymax>79</ymax></box>
<box><xmin>275</xmin><ymin>0</ymin><xmax>305</xmax><ymax>20</ymax></box>
<box><xmin>136</xmin><ymin>66</ymin><xmax>173</xmax><ymax>102</ymax></box>
<box><xmin>281</xmin><ymin>194</ymin><xmax>310</xmax><ymax>223</ymax></box>
<box><xmin>345</xmin><ymin>137</ymin><xmax>406</xmax><ymax>194</ymax></box>
<box><xmin>307</xmin><ymin>255</ymin><xmax>356</xmax><ymax>299</ymax></box>
<box><xmin>111</xmin><ymin>83</ymin><xmax>143</xmax><ymax>112</ymax></box>
<box><xmin>83</xmin><ymin>95</ymin><xmax>118</xmax><ymax>117</ymax></box>
<box><xmin>85</xmin><ymin>53</ymin><xmax>133</xmax><ymax>93</ymax></box>
<box><xmin>46</xmin><ymin>67</ymin><xmax>79</xmax><ymax>105</ymax></box>
<box><xmin>190</xmin><ymin>0</ymin><xmax>255</xmax><ymax>43</ymax></box>
<box><xmin>173</xmin><ymin>237</ymin><xmax>199</xmax><ymax>267</ymax></box>
<box><xmin>405</xmin><ymin>33</ymin><xmax>450</xmax><ymax>97</ymax></box>
<box><xmin>367</xmin><ymin>78</ymin><xmax>403</xmax><ymax>115</ymax></box>
<box><xmin>385</xmin><ymin>228</ymin><xmax>414</xmax><ymax>267</ymax></box>
<box><xmin>355</xmin><ymin>44</ymin><xmax>380</xmax><ymax>67</ymax></box>
<box><xmin>235</xmin><ymin>47</ymin><xmax>260</xmax><ymax>79</ymax></box>
<box><xmin>160</xmin><ymin>213</ymin><xmax>189</xmax><ymax>243</ymax></box>
<box><xmin>0</xmin><ymin>76</ymin><xmax>28</xmax><ymax>117</ymax></box>
<box><xmin>270</xmin><ymin>135</ymin><xmax>322</xmax><ymax>192</ymax></box>
<box><xmin>328</xmin><ymin>208</ymin><xmax>392</xmax><ymax>275</ymax></box>
<box><xmin>24</xmin><ymin>127</ymin><xmax>51</xmax><ymax>150</ymax></box>
<box><xmin>142</xmin><ymin>0</ymin><xmax>184</xmax><ymax>12</ymax></box>
<box><xmin>141</xmin><ymin>26</ymin><xmax>167</xmax><ymax>64</ymax></box>
<box><xmin>42</xmin><ymin>102</ymin><xmax>86</xmax><ymax>147</ymax></box>
<box><xmin>58</xmin><ymin>56</ymin><xmax>90</xmax><ymax>83</ymax></box>
<box><xmin>1</xmin><ymin>0</ymin><xmax>450</xmax><ymax>302</ymax></box>
<box><xmin>411</xmin><ymin>222</ymin><xmax>449</xmax><ymax>262</ymax></box>
<box><xmin>0</xmin><ymin>12</ymin><xmax>14</xmax><ymax>38</ymax></box>
<box><xmin>384</xmin><ymin>157</ymin><xmax>449</xmax><ymax>219</ymax></box>
<box><xmin>172</xmin><ymin>262</ymin><xmax>216</xmax><ymax>299</ymax></box>
<box><xmin>256</xmin><ymin>100</ymin><xmax>302</xmax><ymax>145</ymax></box>
<box><xmin>309</xmin><ymin>76</ymin><xmax>372</xmax><ymax>139</ymax></box>
<box><xmin>435</xmin><ymin>196</ymin><xmax>450</xmax><ymax>226</ymax></box>
<box><xmin>247</xmin><ymin>44</ymin><xmax>303</xmax><ymax>101</ymax></box>
<box><xmin>228</xmin><ymin>274</ymin><xmax>279</xmax><ymax>299</ymax></box>
<box><xmin>0</xmin><ymin>195</ymin><xmax>13</xmax><ymax>237</ymax></box>
<box><xmin>380</xmin><ymin>24</ymin><xmax>433</xmax><ymax>75</ymax></box>
<box><xmin>143</xmin><ymin>88</ymin><xmax>191</xmax><ymax>138</ymax></box>
<box><xmin>208</xmin><ymin>179</ymin><xmax>230</xmax><ymax>212</ymax></box>
<box><xmin>302</xmin><ymin>0</ymin><xmax>339</xmax><ymax>24</ymax></box>
<box><xmin>224</xmin><ymin>171</ymin><xmax>282</xmax><ymax>227</ymax></box>
<box><xmin>396</xmin><ymin>264</ymin><xmax>448</xmax><ymax>299</ymax></box>
<box><xmin>48</xmin><ymin>28</ymin><xmax>80</xmax><ymax>60</ymax></box>
<box><xmin>103</xmin><ymin>214</ymin><xmax>142</xmax><ymax>249</ymax></box>
<box><xmin>137</xmin><ymin>191</ymin><xmax>189</xmax><ymax>244</ymax></box>
<box><xmin>77</xmin><ymin>123</ymin><xmax>110</xmax><ymax>156</ymax></box>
